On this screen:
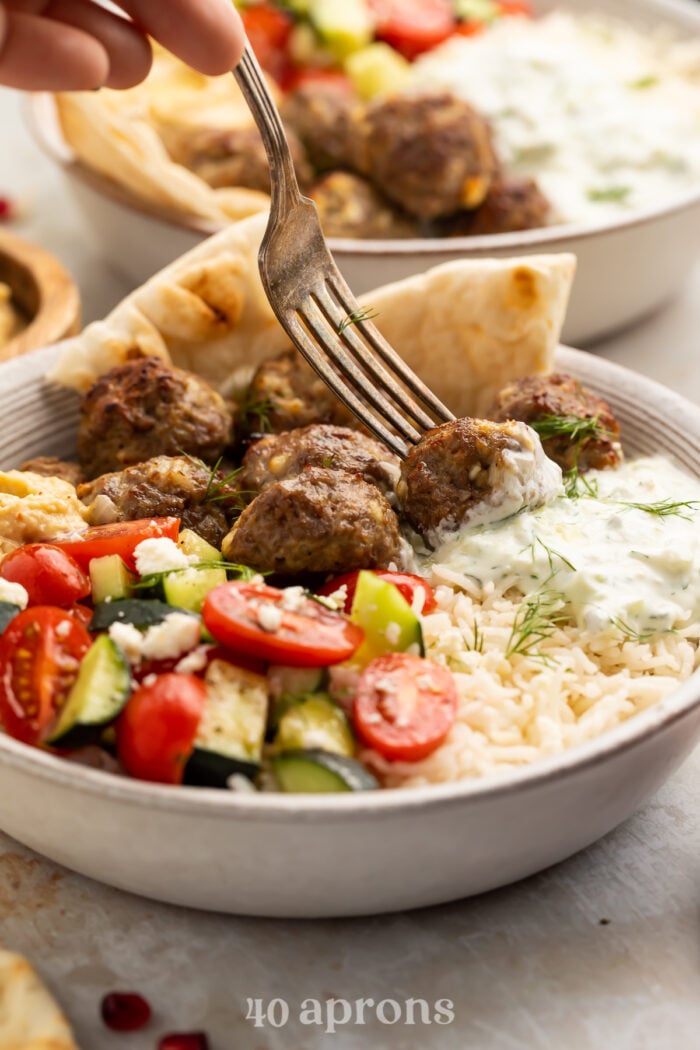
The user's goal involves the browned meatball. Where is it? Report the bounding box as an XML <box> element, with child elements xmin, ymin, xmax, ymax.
<box><xmin>309</xmin><ymin>171</ymin><xmax>420</xmax><ymax>239</ymax></box>
<box><xmin>239</xmin><ymin>424</ymin><xmax>400</xmax><ymax>500</ymax></box>
<box><xmin>20</xmin><ymin>456</ymin><xmax>83</xmax><ymax>487</ymax></box>
<box><xmin>78</xmin><ymin>356</ymin><xmax>233</xmax><ymax>479</ymax></box>
<box><xmin>398</xmin><ymin>417</ymin><xmax>561</xmax><ymax>540</ymax></box>
<box><xmin>78</xmin><ymin>455</ymin><xmax>241</xmax><ymax>549</ymax></box>
<box><xmin>165</xmin><ymin>125</ymin><xmax>313</xmax><ymax>193</ymax></box>
<box><xmin>354</xmin><ymin>92</ymin><xmax>498</xmax><ymax>221</ymax></box>
<box><xmin>489</xmin><ymin>373</ymin><xmax>623</xmax><ymax>473</ymax></box>
<box><xmin>223</xmin><ymin>467</ymin><xmax>403</xmax><ymax>576</ymax></box>
<box><xmin>281</xmin><ymin>81</ymin><xmax>359</xmax><ymax>173</ymax></box>
<box><xmin>240</xmin><ymin>350</ymin><xmax>355</xmax><ymax>437</ymax></box>
<box><xmin>437</xmin><ymin>177</ymin><xmax>552</xmax><ymax>237</ymax></box>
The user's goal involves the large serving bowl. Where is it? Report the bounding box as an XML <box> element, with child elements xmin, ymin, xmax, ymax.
<box><xmin>25</xmin><ymin>0</ymin><xmax>700</xmax><ymax>346</ymax></box>
<box><xmin>0</xmin><ymin>343</ymin><xmax>699</xmax><ymax>917</ymax></box>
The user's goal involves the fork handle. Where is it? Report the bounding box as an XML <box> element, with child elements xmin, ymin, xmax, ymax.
<box><xmin>233</xmin><ymin>44</ymin><xmax>304</xmax><ymax>218</ymax></box>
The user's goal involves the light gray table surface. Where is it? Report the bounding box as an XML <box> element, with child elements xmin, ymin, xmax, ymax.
<box><xmin>0</xmin><ymin>88</ymin><xmax>698</xmax><ymax>1050</ymax></box>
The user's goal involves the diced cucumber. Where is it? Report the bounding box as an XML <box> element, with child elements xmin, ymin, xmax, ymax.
<box><xmin>455</xmin><ymin>0</ymin><xmax>499</xmax><ymax>21</ymax></box>
<box><xmin>90</xmin><ymin>599</ymin><xmax>196</xmax><ymax>631</ymax></box>
<box><xmin>268</xmin><ymin>665</ymin><xmax>329</xmax><ymax>698</ymax></box>
<box><xmin>177</xmin><ymin>529</ymin><xmax>221</xmax><ymax>564</ymax></box>
<box><xmin>309</xmin><ymin>0</ymin><xmax>374</xmax><ymax>59</ymax></box>
<box><xmin>270</xmin><ymin>749</ymin><xmax>379</xmax><ymax>792</ymax></box>
<box><xmin>345</xmin><ymin>42</ymin><xmax>412</xmax><ymax>100</ymax></box>
<box><xmin>184</xmin><ymin>658</ymin><xmax>269</xmax><ymax>787</ymax></box>
<box><xmin>89</xmin><ymin>554</ymin><xmax>136</xmax><ymax>604</ymax></box>
<box><xmin>349</xmin><ymin>570</ymin><xmax>424</xmax><ymax>666</ymax></box>
<box><xmin>47</xmin><ymin>635</ymin><xmax>131</xmax><ymax>749</ymax></box>
<box><xmin>0</xmin><ymin>602</ymin><xmax>20</xmax><ymax>635</ymax></box>
<box><xmin>276</xmin><ymin>696</ymin><xmax>355</xmax><ymax>757</ymax></box>
<box><xmin>162</xmin><ymin>565</ymin><xmax>227</xmax><ymax>614</ymax></box>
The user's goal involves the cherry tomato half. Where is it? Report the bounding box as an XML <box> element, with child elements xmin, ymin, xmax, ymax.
<box><xmin>353</xmin><ymin>652</ymin><xmax>457</xmax><ymax>762</ymax></box>
<box><xmin>202</xmin><ymin>581</ymin><xmax>364</xmax><ymax>668</ymax></box>
<box><xmin>241</xmin><ymin>2</ymin><xmax>294</xmax><ymax>83</ymax></box>
<box><xmin>0</xmin><ymin>607</ymin><xmax>91</xmax><ymax>746</ymax></box>
<box><xmin>54</xmin><ymin>517</ymin><xmax>180</xmax><ymax>572</ymax></box>
<box><xmin>317</xmin><ymin>570</ymin><xmax>438</xmax><ymax>615</ymax></box>
<box><xmin>116</xmin><ymin>674</ymin><xmax>206</xmax><ymax>785</ymax></box>
<box><xmin>0</xmin><ymin>544</ymin><xmax>90</xmax><ymax>607</ymax></box>
<box><xmin>369</xmin><ymin>0</ymin><xmax>456</xmax><ymax>59</ymax></box>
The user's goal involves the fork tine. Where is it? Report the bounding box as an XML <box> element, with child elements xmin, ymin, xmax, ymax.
<box><xmin>284</xmin><ymin>313</ymin><xmax>411</xmax><ymax>459</ymax></box>
<box><xmin>302</xmin><ymin>293</ymin><xmax>424</xmax><ymax>444</ymax></box>
<box><xmin>312</xmin><ymin>281</ymin><xmax>438</xmax><ymax>434</ymax></box>
<box><xmin>328</xmin><ymin>272</ymin><xmax>455</xmax><ymax>425</ymax></box>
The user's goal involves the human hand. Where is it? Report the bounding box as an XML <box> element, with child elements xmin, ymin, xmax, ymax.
<box><xmin>0</xmin><ymin>0</ymin><xmax>246</xmax><ymax>91</ymax></box>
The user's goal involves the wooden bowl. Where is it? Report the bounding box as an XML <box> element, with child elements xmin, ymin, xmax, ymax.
<box><xmin>0</xmin><ymin>229</ymin><xmax>80</xmax><ymax>362</ymax></box>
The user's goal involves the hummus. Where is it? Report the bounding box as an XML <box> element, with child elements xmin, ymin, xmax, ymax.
<box><xmin>0</xmin><ymin>471</ymin><xmax>88</xmax><ymax>558</ymax></box>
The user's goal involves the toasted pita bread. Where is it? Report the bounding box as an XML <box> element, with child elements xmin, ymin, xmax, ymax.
<box><xmin>56</xmin><ymin>47</ymin><xmax>270</xmax><ymax>227</ymax></box>
<box><xmin>50</xmin><ymin>212</ymin><xmax>575</xmax><ymax>417</ymax></box>
<box><xmin>0</xmin><ymin>949</ymin><xmax>79</xmax><ymax>1049</ymax></box>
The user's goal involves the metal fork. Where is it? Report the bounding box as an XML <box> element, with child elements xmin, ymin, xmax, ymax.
<box><xmin>233</xmin><ymin>45</ymin><xmax>455</xmax><ymax>459</ymax></box>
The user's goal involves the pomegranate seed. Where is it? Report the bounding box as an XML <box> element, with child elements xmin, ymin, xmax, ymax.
<box><xmin>100</xmin><ymin>991</ymin><xmax>152</xmax><ymax>1032</ymax></box>
<box><xmin>158</xmin><ymin>1034</ymin><xmax>210</xmax><ymax>1050</ymax></box>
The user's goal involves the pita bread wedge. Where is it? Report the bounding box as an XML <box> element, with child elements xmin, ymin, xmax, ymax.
<box><xmin>51</xmin><ymin>212</ymin><xmax>575</xmax><ymax>419</ymax></box>
<box><xmin>55</xmin><ymin>46</ymin><xmax>271</xmax><ymax>228</ymax></box>
<box><xmin>0</xmin><ymin>949</ymin><xmax>79</xmax><ymax>1049</ymax></box>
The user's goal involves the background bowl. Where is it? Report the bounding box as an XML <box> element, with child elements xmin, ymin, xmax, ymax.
<box><xmin>25</xmin><ymin>0</ymin><xmax>700</xmax><ymax>347</ymax></box>
<box><xmin>0</xmin><ymin>228</ymin><xmax>80</xmax><ymax>361</ymax></box>
<box><xmin>0</xmin><ymin>343</ymin><xmax>699</xmax><ymax>917</ymax></box>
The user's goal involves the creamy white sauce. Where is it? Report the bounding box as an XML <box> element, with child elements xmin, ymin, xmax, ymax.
<box><xmin>411</xmin><ymin>13</ymin><xmax>700</xmax><ymax>225</ymax></box>
<box><xmin>426</xmin><ymin>456</ymin><xmax>700</xmax><ymax>637</ymax></box>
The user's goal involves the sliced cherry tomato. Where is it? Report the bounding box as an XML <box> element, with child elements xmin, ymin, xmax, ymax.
<box><xmin>241</xmin><ymin>2</ymin><xmax>294</xmax><ymax>83</ymax></box>
<box><xmin>317</xmin><ymin>570</ymin><xmax>438</xmax><ymax>615</ymax></box>
<box><xmin>116</xmin><ymin>673</ymin><xmax>206</xmax><ymax>785</ymax></box>
<box><xmin>67</xmin><ymin>603</ymin><xmax>94</xmax><ymax>629</ymax></box>
<box><xmin>454</xmin><ymin>20</ymin><xmax>486</xmax><ymax>36</ymax></box>
<box><xmin>497</xmin><ymin>0</ymin><xmax>531</xmax><ymax>14</ymax></box>
<box><xmin>283</xmin><ymin>69</ymin><xmax>354</xmax><ymax>94</ymax></box>
<box><xmin>0</xmin><ymin>607</ymin><xmax>91</xmax><ymax>746</ymax></box>
<box><xmin>0</xmin><ymin>544</ymin><xmax>90</xmax><ymax>607</ymax></box>
<box><xmin>54</xmin><ymin>517</ymin><xmax>180</xmax><ymax>573</ymax></box>
<box><xmin>202</xmin><ymin>581</ymin><xmax>364</xmax><ymax>668</ymax></box>
<box><xmin>368</xmin><ymin>0</ymin><xmax>455</xmax><ymax>59</ymax></box>
<box><xmin>353</xmin><ymin>652</ymin><xmax>457</xmax><ymax>762</ymax></box>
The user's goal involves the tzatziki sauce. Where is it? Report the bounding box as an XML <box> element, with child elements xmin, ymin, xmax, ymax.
<box><xmin>411</xmin><ymin>12</ymin><xmax>700</xmax><ymax>225</ymax></box>
<box><xmin>426</xmin><ymin>456</ymin><xmax>700</xmax><ymax>637</ymax></box>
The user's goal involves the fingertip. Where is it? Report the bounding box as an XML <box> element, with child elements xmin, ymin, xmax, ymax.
<box><xmin>104</xmin><ymin>30</ymin><xmax>152</xmax><ymax>89</ymax></box>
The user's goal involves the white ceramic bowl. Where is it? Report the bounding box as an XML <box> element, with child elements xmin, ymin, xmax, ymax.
<box><xmin>0</xmin><ymin>343</ymin><xmax>699</xmax><ymax>917</ymax></box>
<box><xmin>25</xmin><ymin>0</ymin><xmax>700</xmax><ymax>347</ymax></box>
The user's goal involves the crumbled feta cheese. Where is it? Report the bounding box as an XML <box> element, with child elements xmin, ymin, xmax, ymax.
<box><xmin>108</xmin><ymin>622</ymin><xmax>145</xmax><ymax>664</ymax></box>
<box><xmin>134</xmin><ymin>537</ymin><xmax>191</xmax><ymax>577</ymax></box>
<box><xmin>55</xmin><ymin>620</ymin><xmax>72</xmax><ymax>639</ymax></box>
<box><xmin>141</xmin><ymin>613</ymin><xmax>201</xmax><ymax>661</ymax></box>
<box><xmin>258</xmin><ymin>604</ymin><xmax>283</xmax><ymax>632</ymax></box>
<box><xmin>175</xmin><ymin>645</ymin><xmax>212</xmax><ymax>674</ymax></box>
<box><xmin>319</xmin><ymin>584</ymin><xmax>348</xmax><ymax>612</ymax></box>
<box><xmin>226</xmin><ymin>773</ymin><xmax>257</xmax><ymax>793</ymax></box>
<box><xmin>411</xmin><ymin>588</ymin><xmax>426</xmax><ymax>616</ymax></box>
<box><xmin>0</xmin><ymin>578</ymin><xmax>28</xmax><ymax>610</ymax></box>
<box><xmin>142</xmin><ymin>674</ymin><xmax>157</xmax><ymax>688</ymax></box>
<box><xmin>280</xmin><ymin>586</ymin><xmax>307</xmax><ymax>611</ymax></box>
<box><xmin>384</xmin><ymin>621</ymin><xmax>401</xmax><ymax>646</ymax></box>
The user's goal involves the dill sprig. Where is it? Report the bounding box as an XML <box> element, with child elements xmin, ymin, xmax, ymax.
<box><xmin>610</xmin><ymin>617</ymin><xmax>657</xmax><ymax>644</ymax></box>
<box><xmin>564</xmin><ymin>469</ymin><xmax>599</xmax><ymax>500</ymax></box>
<box><xmin>530</xmin><ymin>413</ymin><xmax>611</xmax><ymax>444</ymax></box>
<box><xmin>338</xmin><ymin>306</ymin><xmax>379</xmax><ymax>333</ymax></box>
<box><xmin>134</xmin><ymin>560</ymin><xmax>260</xmax><ymax>591</ymax></box>
<box><xmin>465</xmin><ymin>621</ymin><xmax>484</xmax><ymax>653</ymax></box>
<box><xmin>238</xmin><ymin>391</ymin><xmax>274</xmax><ymax>434</ymax></box>
<box><xmin>614</xmin><ymin>498</ymin><xmax>699</xmax><ymax>521</ymax></box>
<box><xmin>522</xmin><ymin>536</ymin><xmax>576</xmax><ymax>574</ymax></box>
<box><xmin>505</xmin><ymin>588</ymin><xmax>569</xmax><ymax>661</ymax></box>
<box><xmin>203</xmin><ymin>456</ymin><xmax>244</xmax><ymax>504</ymax></box>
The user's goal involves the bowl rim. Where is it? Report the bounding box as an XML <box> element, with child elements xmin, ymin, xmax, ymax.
<box><xmin>0</xmin><ymin>342</ymin><xmax>699</xmax><ymax>822</ymax></box>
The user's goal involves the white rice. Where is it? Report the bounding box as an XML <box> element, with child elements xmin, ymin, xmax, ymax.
<box><xmin>361</xmin><ymin>575</ymin><xmax>700</xmax><ymax>788</ymax></box>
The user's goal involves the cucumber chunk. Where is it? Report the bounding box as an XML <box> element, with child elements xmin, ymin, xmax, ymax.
<box><xmin>184</xmin><ymin>658</ymin><xmax>269</xmax><ymax>787</ymax></box>
<box><xmin>349</xmin><ymin>570</ymin><xmax>424</xmax><ymax>666</ymax></box>
<box><xmin>268</xmin><ymin>665</ymin><xmax>329</xmax><ymax>698</ymax></box>
<box><xmin>177</xmin><ymin>529</ymin><xmax>221</xmax><ymax>563</ymax></box>
<box><xmin>276</xmin><ymin>696</ymin><xmax>355</xmax><ymax>757</ymax></box>
<box><xmin>309</xmin><ymin>0</ymin><xmax>374</xmax><ymax>59</ymax></box>
<box><xmin>90</xmin><ymin>599</ymin><xmax>195</xmax><ymax>631</ymax></box>
<box><xmin>162</xmin><ymin>565</ymin><xmax>227</xmax><ymax>614</ymax></box>
<box><xmin>271</xmin><ymin>749</ymin><xmax>379</xmax><ymax>793</ymax></box>
<box><xmin>345</xmin><ymin>42</ymin><xmax>412</xmax><ymax>100</ymax></box>
<box><xmin>0</xmin><ymin>602</ymin><xmax>20</xmax><ymax>635</ymax></box>
<box><xmin>47</xmin><ymin>634</ymin><xmax>131</xmax><ymax>749</ymax></box>
<box><xmin>89</xmin><ymin>554</ymin><xmax>136</xmax><ymax>604</ymax></box>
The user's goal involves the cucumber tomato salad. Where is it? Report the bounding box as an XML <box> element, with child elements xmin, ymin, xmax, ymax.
<box><xmin>0</xmin><ymin>518</ymin><xmax>456</xmax><ymax>793</ymax></box>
